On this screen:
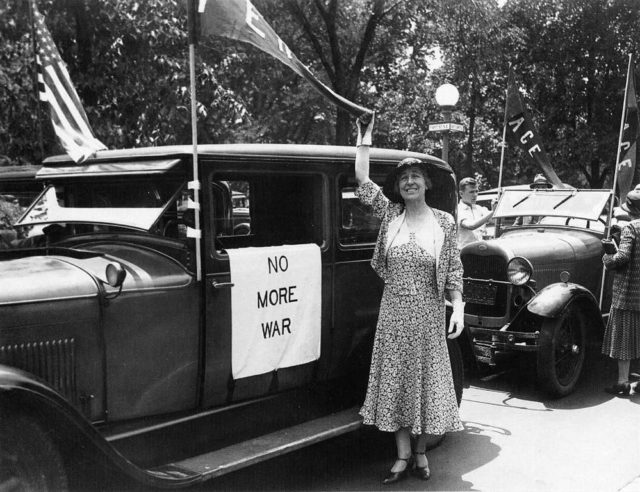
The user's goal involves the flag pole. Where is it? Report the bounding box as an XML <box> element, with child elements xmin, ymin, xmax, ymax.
<box><xmin>188</xmin><ymin>0</ymin><xmax>202</xmax><ymax>282</ymax></box>
<box><xmin>599</xmin><ymin>53</ymin><xmax>633</xmax><ymax>309</ymax></box>
<box><xmin>497</xmin><ymin>87</ymin><xmax>508</xmax><ymax>189</ymax></box>
<box><xmin>494</xmin><ymin>82</ymin><xmax>509</xmax><ymax>238</ymax></box>
<box><xmin>28</xmin><ymin>0</ymin><xmax>45</xmax><ymax>160</ymax></box>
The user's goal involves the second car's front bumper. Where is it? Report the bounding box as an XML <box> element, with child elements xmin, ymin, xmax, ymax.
<box><xmin>468</xmin><ymin>326</ymin><xmax>539</xmax><ymax>365</ymax></box>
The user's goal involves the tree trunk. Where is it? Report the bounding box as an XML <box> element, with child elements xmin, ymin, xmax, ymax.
<box><xmin>335</xmin><ymin>108</ymin><xmax>351</xmax><ymax>146</ymax></box>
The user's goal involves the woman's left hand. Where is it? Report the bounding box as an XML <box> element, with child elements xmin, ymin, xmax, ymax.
<box><xmin>447</xmin><ymin>305</ymin><xmax>465</xmax><ymax>339</ymax></box>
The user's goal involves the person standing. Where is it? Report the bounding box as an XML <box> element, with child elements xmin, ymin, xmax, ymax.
<box><xmin>602</xmin><ymin>189</ymin><xmax>640</xmax><ymax>396</ymax></box>
<box><xmin>457</xmin><ymin>177</ymin><xmax>494</xmax><ymax>248</ymax></box>
<box><xmin>354</xmin><ymin>115</ymin><xmax>464</xmax><ymax>484</ymax></box>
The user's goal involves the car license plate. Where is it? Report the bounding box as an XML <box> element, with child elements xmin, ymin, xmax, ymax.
<box><xmin>463</xmin><ymin>281</ymin><xmax>497</xmax><ymax>305</ymax></box>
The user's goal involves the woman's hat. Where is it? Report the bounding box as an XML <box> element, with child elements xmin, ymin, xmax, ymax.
<box><xmin>530</xmin><ymin>173</ymin><xmax>553</xmax><ymax>189</ymax></box>
<box><xmin>383</xmin><ymin>158</ymin><xmax>432</xmax><ymax>203</ymax></box>
<box><xmin>621</xmin><ymin>189</ymin><xmax>640</xmax><ymax>216</ymax></box>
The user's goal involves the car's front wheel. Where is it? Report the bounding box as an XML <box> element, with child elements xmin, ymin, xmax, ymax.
<box><xmin>0</xmin><ymin>413</ymin><xmax>69</xmax><ymax>492</ymax></box>
<box><xmin>536</xmin><ymin>305</ymin><xmax>587</xmax><ymax>397</ymax></box>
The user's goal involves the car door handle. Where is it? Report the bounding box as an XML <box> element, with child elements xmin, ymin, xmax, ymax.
<box><xmin>211</xmin><ymin>280</ymin><xmax>234</xmax><ymax>289</ymax></box>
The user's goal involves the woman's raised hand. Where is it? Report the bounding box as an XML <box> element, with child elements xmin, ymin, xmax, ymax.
<box><xmin>356</xmin><ymin>112</ymin><xmax>375</xmax><ymax>147</ymax></box>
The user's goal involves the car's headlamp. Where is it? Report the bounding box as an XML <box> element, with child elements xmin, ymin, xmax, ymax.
<box><xmin>507</xmin><ymin>257</ymin><xmax>533</xmax><ymax>286</ymax></box>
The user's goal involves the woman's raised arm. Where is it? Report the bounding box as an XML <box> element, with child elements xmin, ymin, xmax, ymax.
<box><xmin>355</xmin><ymin>115</ymin><xmax>375</xmax><ymax>186</ymax></box>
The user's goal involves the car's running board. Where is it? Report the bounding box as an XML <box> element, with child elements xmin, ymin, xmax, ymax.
<box><xmin>147</xmin><ymin>406</ymin><xmax>363</xmax><ymax>482</ymax></box>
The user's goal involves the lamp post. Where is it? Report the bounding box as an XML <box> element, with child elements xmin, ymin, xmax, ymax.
<box><xmin>432</xmin><ymin>83</ymin><xmax>460</xmax><ymax>163</ymax></box>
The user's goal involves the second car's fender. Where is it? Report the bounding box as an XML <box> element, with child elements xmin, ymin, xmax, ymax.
<box><xmin>527</xmin><ymin>281</ymin><xmax>600</xmax><ymax>319</ymax></box>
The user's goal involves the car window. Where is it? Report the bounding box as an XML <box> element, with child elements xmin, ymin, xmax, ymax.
<box><xmin>16</xmin><ymin>179</ymin><xmax>183</xmax><ymax>231</ymax></box>
<box><xmin>338</xmin><ymin>176</ymin><xmax>384</xmax><ymax>245</ymax></box>
<box><xmin>211</xmin><ymin>173</ymin><xmax>323</xmax><ymax>251</ymax></box>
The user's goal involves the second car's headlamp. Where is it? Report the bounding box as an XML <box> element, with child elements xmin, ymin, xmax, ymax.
<box><xmin>507</xmin><ymin>257</ymin><xmax>533</xmax><ymax>285</ymax></box>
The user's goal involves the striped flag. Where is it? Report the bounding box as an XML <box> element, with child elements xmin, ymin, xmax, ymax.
<box><xmin>33</xmin><ymin>2</ymin><xmax>106</xmax><ymax>162</ymax></box>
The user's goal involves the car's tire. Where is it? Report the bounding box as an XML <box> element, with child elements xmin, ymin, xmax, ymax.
<box><xmin>0</xmin><ymin>413</ymin><xmax>69</xmax><ymax>492</ymax></box>
<box><xmin>536</xmin><ymin>304</ymin><xmax>587</xmax><ymax>397</ymax></box>
<box><xmin>233</xmin><ymin>223</ymin><xmax>251</xmax><ymax>235</ymax></box>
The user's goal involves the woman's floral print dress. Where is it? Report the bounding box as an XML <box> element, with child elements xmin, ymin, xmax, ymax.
<box><xmin>357</xmin><ymin>180</ymin><xmax>463</xmax><ymax>435</ymax></box>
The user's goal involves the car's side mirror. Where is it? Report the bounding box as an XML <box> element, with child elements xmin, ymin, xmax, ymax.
<box><xmin>100</xmin><ymin>262</ymin><xmax>126</xmax><ymax>304</ymax></box>
<box><xmin>105</xmin><ymin>262</ymin><xmax>126</xmax><ymax>288</ymax></box>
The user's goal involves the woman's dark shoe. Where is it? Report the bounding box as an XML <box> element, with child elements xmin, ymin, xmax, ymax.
<box><xmin>382</xmin><ymin>457</ymin><xmax>411</xmax><ymax>485</ymax></box>
<box><xmin>413</xmin><ymin>451</ymin><xmax>431</xmax><ymax>481</ymax></box>
<box><xmin>604</xmin><ymin>382</ymin><xmax>631</xmax><ymax>396</ymax></box>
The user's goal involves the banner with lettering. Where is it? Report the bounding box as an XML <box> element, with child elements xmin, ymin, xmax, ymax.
<box><xmin>617</xmin><ymin>56</ymin><xmax>639</xmax><ymax>203</ymax></box>
<box><xmin>505</xmin><ymin>69</ymin><xmax>564</xmax><ymax>188</ymax></box>
<box><xmin>227</xmin><ymin>243</ymin><xmax>321</xmax><ymax>379</ymax></box>
<box><xmin>197</xmin><ymin>0</ymin><xmax>373</xmax><ymax>118</ymax></box>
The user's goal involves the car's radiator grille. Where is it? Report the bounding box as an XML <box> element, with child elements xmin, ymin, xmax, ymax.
<box><xmin>0</xmin><ymin>338</ymin><xmax>77</xmax><ymax>402</ymax></box>
<box><xmin>462</xmin><ymin>254</ymin><xmax>509</xmax><ymax>317</ymax></box>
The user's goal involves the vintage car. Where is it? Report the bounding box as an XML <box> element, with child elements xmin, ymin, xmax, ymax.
<box><xmin>0</xmin><ymin>144</ymin><xmax>468</xmax><ymax>490</ymax></box>
<box><xmin>461</xmin><ymin>187</ymin><xmax>613</xmax><ymax>397</ymax></box>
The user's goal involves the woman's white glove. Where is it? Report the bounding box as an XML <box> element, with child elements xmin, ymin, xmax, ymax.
<box><xmin>356</xmin><ymin>113</ymin><xmax>375</xmax><ymax>146</ymax></box>
<box><xmin>447</xmin><ymin>300</ymin><xmax>465</xmax><ymax>339</ymax></box>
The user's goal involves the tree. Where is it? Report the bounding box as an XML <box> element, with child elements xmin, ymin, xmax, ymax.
<box><xmin>0</xmin><ymin>0</ymin><xmax>248</xmax><ymax>165</ymax></box>
<box><xmin>504</xmin><ymin>0</ymin><xmax>640</xmax><ymax>188</ymax></box>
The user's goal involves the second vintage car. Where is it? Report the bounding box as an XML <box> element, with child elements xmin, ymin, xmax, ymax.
<box><xmin>461</xmin><ymin>186</ymin><xmax>613</xmax><ymax>397</ymax></box>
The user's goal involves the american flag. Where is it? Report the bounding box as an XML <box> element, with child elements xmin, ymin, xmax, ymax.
<box><xmin>33</xmin><ymin>2</ymin><xmax>106</xmax><ymax>162</ymax></box>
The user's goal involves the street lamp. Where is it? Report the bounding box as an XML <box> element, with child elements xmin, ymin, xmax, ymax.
<box><xmin>433</xmin><ymin>83</ymin><xmax>460</xmax><ymax>163</ymax></box>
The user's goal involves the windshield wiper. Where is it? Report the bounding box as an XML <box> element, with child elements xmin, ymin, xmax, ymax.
<box><xmin>513</xmin><ymin>192</ymin><xmax>533</xmax><ymax>208</ymax></box>
<box><xmin>552</xmin><ymin>190</ymin><xmax>577</xmax><ymax>209</ymax></box>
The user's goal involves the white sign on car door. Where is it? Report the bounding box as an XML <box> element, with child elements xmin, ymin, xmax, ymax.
<box><xmin>227</xmin><ymin>243</ymin><xmax>321</xmax><ymax>379</ymax></box>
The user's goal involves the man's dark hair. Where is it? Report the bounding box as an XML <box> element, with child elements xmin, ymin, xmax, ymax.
<box><xmin>459</xmin><ymin>177</ymin><xmax>477</xmax><ymax>192</ymax></box>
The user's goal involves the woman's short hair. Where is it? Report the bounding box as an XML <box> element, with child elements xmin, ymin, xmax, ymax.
<box><xmin>383</xmin><ymin>158</ymin><xmax>433</xmax><ymax>204</ymax></box>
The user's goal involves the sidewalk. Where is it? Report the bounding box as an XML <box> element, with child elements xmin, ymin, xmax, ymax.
<box><xmin>621</xmin><ymin>477</ymin><xmax>640</xmax><ymax>492</ymax></box>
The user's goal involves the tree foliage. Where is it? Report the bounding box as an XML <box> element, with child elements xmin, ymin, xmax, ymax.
<box><xmin>3</xmin><ymin>0</ymin><xmax>640</xmax><ymax>191</ymax></box>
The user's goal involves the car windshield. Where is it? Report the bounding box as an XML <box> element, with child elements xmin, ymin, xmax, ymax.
<box><xmin>16</xmin><ymin>179</ymin><xmax>183</xmax><ymax>231</ymax></box>
<box><xmin>493</xmin><ymin>189</ymin><xmax>611</xmax><ymax>221</ymax></box>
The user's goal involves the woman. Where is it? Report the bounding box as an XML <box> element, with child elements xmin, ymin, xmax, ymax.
<box><xmin>602</xmin><ymin>188</ymin><xmax>640</xmax><ymax>396</ymax></box>
<box><xmin>354</xmin><ymin>116</ymin><xmax>465</xmax><ymax>484</ymax></box>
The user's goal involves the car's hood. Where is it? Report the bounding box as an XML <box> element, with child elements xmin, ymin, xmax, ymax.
<box><xmin>0</xmin><ymin>255</ymin><xmax>106</xmax><ymax>305</ymax></box>
<box><xmin>0</xmin><ymin>245</ymin><xmax>192</xmax><ymax>305</ymax></box>
<box><xmin>489</xmin><ymin>229</ymin><xmax>591</xmax><ymax>263</ymax></box>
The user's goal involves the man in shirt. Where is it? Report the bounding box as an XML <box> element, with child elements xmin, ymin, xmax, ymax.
<box><xmin>457</xmin><ymin>177</ymin><xmax>494</xmax><ymax>248</ymax></box>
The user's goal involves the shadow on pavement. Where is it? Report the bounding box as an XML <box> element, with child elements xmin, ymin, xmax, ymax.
<box><xmin>201</xmin><ymin>421</ymin><xmax>500</xmax><ymax>492</ymax></box>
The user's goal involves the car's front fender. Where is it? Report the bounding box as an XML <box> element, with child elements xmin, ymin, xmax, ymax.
<box><xmin>527</xmin><ymin>282</ymin><xmax>599</xmax><ymax>318</ymax></box>
<box><xmin>0</xmin><ymin>365</ymin><xmax>202</xmax><ymax>488</ymax></box>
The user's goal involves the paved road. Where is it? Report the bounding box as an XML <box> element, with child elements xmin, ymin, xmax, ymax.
<box><xmin>197</xmin><ymin>354</ymin><xmax>640</xmax><ymax>492</ymax></box>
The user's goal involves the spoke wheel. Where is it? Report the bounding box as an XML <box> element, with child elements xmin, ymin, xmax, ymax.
<box><xmin>536</xmin><ymin>305</ymin><xmax>587</xmax><ymax>397</ymax></box>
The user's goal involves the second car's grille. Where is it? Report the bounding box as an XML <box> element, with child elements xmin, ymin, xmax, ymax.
<box><xmin>462</xmin><ymin>254</ymin><xmax>509</xmax><ymax>318</ymax></box>
<box><xmin>462</xmin><ymin>254</ymin><xmax>507</xmax><ymax>280</ymax></box>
